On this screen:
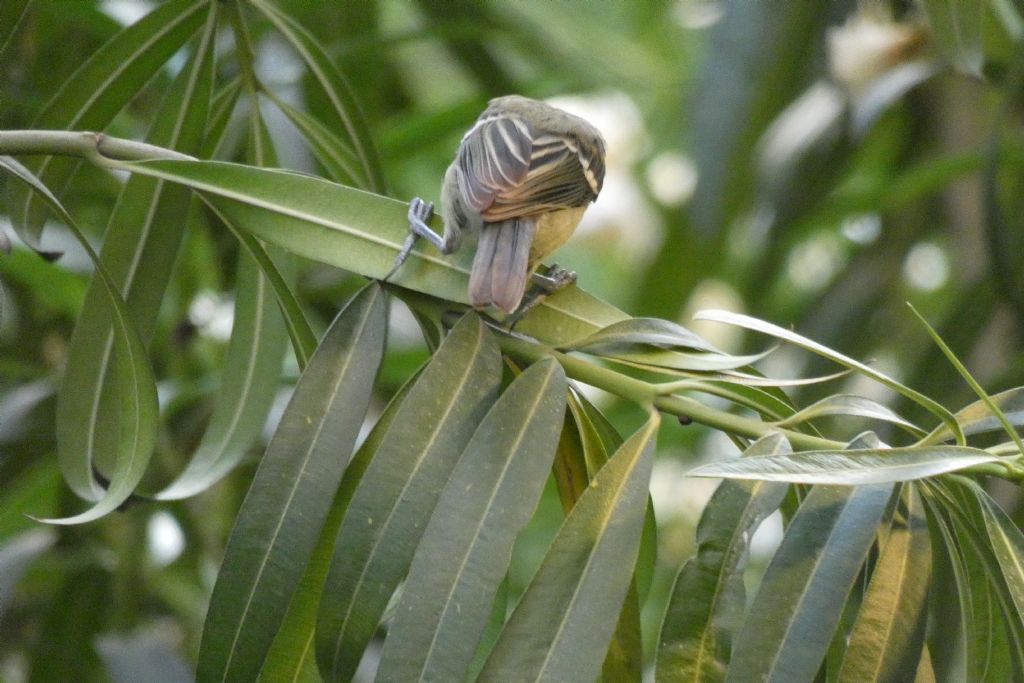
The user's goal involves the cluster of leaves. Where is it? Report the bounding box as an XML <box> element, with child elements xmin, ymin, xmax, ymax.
<box><xmin>2</xmin><ymin>0</ymin><xmax>1024</xmax><ymax>682</ymax></box>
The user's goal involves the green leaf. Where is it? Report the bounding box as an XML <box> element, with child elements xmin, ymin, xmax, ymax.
<box><xmin>977</xmin><ymin>489</ymin><xmax>1024</xmax><ymax>623</ymax></box>
<box><xmin>315</xmin><ymin>313</ymin><xmax>502</xmax><ymax>682</ymax></box>
<box><xmin>155</xmin><ymin>252</ymin><xmax>288</xmax><ymax>500</ymax></box>
<box><xmin>478</xmin><ymin>413</ymin><xmax>659</xmax><ymax>683</ymax></box>
<box><xmin>0</xmin><ymin>156</ymin><xmax>158</xmax><ymax>524</ymax></box>
<box><xmin>156</xmin><ymin>76</ymin><xmax>291</xmax><ymax>500</ymax></box>
<box><xmin>563</xmin><ymin>317</ymin><xmax>723</xmax><ymax>354</ymax></box>
<box><xmin>603</xmin><ymin>347</ymin><xmax>776</xmax><ymax>373</ymax></box>
<box><xmin>923</xmin><ymin>484</ymin><xmax>1019</xmax><ymax>681</ymax></box>
<box><xmin>252</xmin><ymin>0</ymin><xmax>386</xmax><ymax>193</ymax></box>
<box><xmin>202</xmin><ymin>202</ymin><xmax>318</xmax><ymax>370</ymax></box>
<box><xmin>6</xmin><ymin>0</ymin><xmax>207</xmax><ymax>252</ymax></box>
<box><xmin>197</xmin><ymin>282</ymin><xmax>387</xmax><ymax>683</ymax></box>
<box><xmin>725</xmin><ymin>482</ymin><xmax>893</xmax><ymax>682</ymax></box>
<box><xmin>921</xmin><ymin>0</ymin><xmax>984</xmax><ymax>76</ymax></box>
<box><xmin>657</xmin><ymin>433</ymin><xmax>791</xmax><ymax>683</ymax></box>
<box><xmin>562</xmin><ymin>317</ymin><xmax>773</xmax><ymax>373</ymax></box>
<box><xmin>375</xmin><ymin>358</ymin><xmax>568</xmax><ymax>682</ymax></box>
<box><xmin>774</xmin><ymin>394</ymin><xmax>926</xmax><ymax>437</ymax></box>
<box><xmin>259</xmin><ymin>366</ymin><xmax>423</xmax><ymax>683</ymax></box>
<box><xmin>56</xmin><ymin>5</ymin><xmax>217</xmax><ymax>500</ymax></box>
<box><xmin>564</xmin><ymin>389</ymin><xmax>650</xmax><ymax>681</ymax></box>
<box><xmin>927</xmin><ymin>386</ymin><xmax>1024</xmax><ymax>443</ymax></box>
<box><xmin>837</xmin><ymin>485</ymin><xmax>931</xmax><ymax>683</ymax></box>
<box><xmin>114</xmin><ymin>158</ymin><xmax>630</xmax><ymax>345</ymax></box>
<box><xmin>264</xmin><ymin>90</ymin><xmax>367</xmax><ymax>188</ymax></box>
<box><xmin>688</xmin><ymin>444</ymin><xmax>1001</xmax><ymax>485</ymax></box>
<box><xmin>695</xmin><ymin>310</ymin><xmax>965</xmax><ymax>445</ymax></box>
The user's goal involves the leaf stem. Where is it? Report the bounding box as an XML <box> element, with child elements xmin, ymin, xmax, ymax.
<box><xmin>0</xmin><ymin>130</ymin><xmax>193</xmax><ymax>163</ymax></box>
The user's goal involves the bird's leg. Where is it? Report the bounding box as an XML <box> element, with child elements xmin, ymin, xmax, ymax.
<box><xmin>385</xmin><ymin>198</ymin><xmax>462</xmax><ymax>282</ymax></box>
<box><xmin>505</xmin><ymin>263</ymin><xmax>577</xmax><ymax>328</ymax></box>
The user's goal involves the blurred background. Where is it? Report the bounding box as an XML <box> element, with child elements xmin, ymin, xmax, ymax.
<box><xmin>2</xmin><ymin>0</ymin><xmax>1023</xmax><ymax>680</ymax></box>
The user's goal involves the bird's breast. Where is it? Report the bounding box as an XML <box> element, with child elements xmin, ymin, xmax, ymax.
<box><xmin>528</xmin><ymin>206</ymin><xmax>586</xmax><ymax>270</ymax></box>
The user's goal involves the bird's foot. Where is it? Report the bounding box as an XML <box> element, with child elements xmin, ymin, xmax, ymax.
<box><xmin>384</xmin><ymin>198</ymin><xmax>436</xmax><ymax>282</ymax></box>
<box><xmin>530</xmin><ymin>263</ymin><xmax>577</xmax><ymax>293</ymax></box>
<box><xmin>506</xmin><ymin>264</ymin><xmax>578</xmax><ymax>329</ymax></box>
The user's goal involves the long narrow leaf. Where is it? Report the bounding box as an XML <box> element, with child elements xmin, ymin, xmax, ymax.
<box><xmin>1</xmin><ymin>157</ymin><xmax>158</xmax><ymax>524</ymax></box>
<box><xmin>925</xmin><ymin>386</ymin><xmax>1024</xmax><ymax>444</ymax></box>
<box><xmin>156</xmin><ymin>240</ymin><xmax>288</xmax><ymax>499</ymax></box>
<box><xmin>197</xmin><ymin>283</ymin><xmax>387</xmax><ymax>683</ymax></box>
<box><xmin>156</xmin><ymin>78</ymin><xmax>291</xmax><ymax>500</ymax></box>
<box><xmin>688</xmin><ymin>445</ymin><xmax>1000</xmax><ymax>485</ymax></box>
<box><xmin>258</xmin><ymin>367</ymin><xmax>423</xmax><ymax>683</ymax></box>
<box><xmin>478</xmin><ymin>413</ymin><xmax>659</xmax><ymax>683</ymax></box>
<box><xmin>774</xmin><ymin>394</ymin><xmax>925</xmax><ymax>438</ymax></box>
<box><xmin>837</xmin><ymin>485</ymin><xmax>931</xmax><ymax>683</ymax></box>
<box><xmin>725</xmin><ymin>480</ymin><xmax>893</xmax><ymax>682</ymax></box>
<box><xmin>315</xmin><ymin>313</ymin><xmax>502</xmax><ymax>682</ymax></box>
<box><xmin>112</xmin><ymin>158</ymin><xmax>630</xmax><ymax>345</ymax></box>
<box><xmin>375</xmin><ymin>359</ymin><xmax>567</xmax><ymax>682</ymax></box>
<box><xmin>57</xmin><ymin>5</ymin><xmax>216</xmax><ymax>500</ymax></box>
<box><xmin>657</xmin><ymin>433</ymin><xmax>791</xmax><ymax>683</ymax></box>
<box><xmin>7</xmin><ymin>0</ymin><xmax>207</xmax><ymax>252</ymax></box>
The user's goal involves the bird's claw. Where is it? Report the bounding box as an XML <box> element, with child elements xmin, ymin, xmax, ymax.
<box><xmin>531</xmin><ymin>263</ymin><xmax>577</xmax><ymax>293</ymax></box>
<box><xmin>385</xmin><ymin>198</ymin><xmax>436</xmax><ymax>282</ymax></box>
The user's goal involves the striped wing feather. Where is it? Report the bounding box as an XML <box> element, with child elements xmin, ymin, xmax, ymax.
<box><xmin>456</xmin><ymin>118</ymin><xmax>597</xmax><ymax>222</ymax></box>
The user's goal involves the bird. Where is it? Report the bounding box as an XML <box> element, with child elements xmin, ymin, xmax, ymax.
<box><xmin>389</xmin><ymin>95</ymin><xmax>606</xmax><ymax>318</ymax></box>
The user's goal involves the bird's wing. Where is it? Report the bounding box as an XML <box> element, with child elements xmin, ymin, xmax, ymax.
<box><xmin>455</xmin><ymin>116</ymin><xmax>602</xmax><ymax>222</ymax></box>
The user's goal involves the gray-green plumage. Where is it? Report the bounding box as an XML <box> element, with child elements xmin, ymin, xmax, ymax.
<box><xmin>394</xmin><ymin>96</ymin><xmax>606</xmax><ymax>315</ymax></box>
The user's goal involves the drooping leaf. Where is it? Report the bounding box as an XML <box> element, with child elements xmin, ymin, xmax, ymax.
<box><xmin>197</xmin><ymin>282</ymin><xmax>387</xmax><ymax>683</ymax></box>
<box><xmin>478</xmin><ymin>413</ymin><xmax>659</xmax><ymax>683</ymax></box>
<box><xmin>156</xmin><ymin>91</ymin><xmax>291</xmax><ymax>500</ymax></box>
<box><xmin>315</xmin><ymin>313</ymin><xmax>502</xmax><ymax>682</ymax></box>
<box><xmin>657</xmin><ymin>433</ymin><xmax>791</xmax><ymax>683</ymax></box>
<box><xmin>202</xmin><ymin>202</ymin><xmax>318</xmax><ymax>370</ymax></box>
<box><xmin>6</xmin><ymin>0</ymin><xmax>207</xmax><ymax>253</ymax></box>
<box><xmin>725</xmin><ymin>481</ymin><xmax>893</xmax><ymax>683</ymax></box>
<box><xmin>57</xmin><ymin>5</ymin><xmax>216</xmax><ymax>499</ymax></box>
<box><xmin>837</xmin><ymin>485</ymin><xmax>931</xmax><ymax>683</ymax></box>
<box><xmin>0</xmin><ymin>156</ymin><xmax>158</xmax><ymax>524</ymax></box>
<box><xmin>375</xmin><ymin>358</ymin><xmax>567</xmax><ymax>682</ymax></box>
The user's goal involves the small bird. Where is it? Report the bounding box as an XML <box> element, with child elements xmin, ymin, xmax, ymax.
<box><xmin>390</xmin><ymin>95</ymin><xmax>606</xmax><ymax>317</ymax></box>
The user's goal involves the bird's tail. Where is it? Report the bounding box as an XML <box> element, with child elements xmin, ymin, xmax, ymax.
<box><xmin>469</xmin><ymin>217</ymin><xmax>536</xmax><ymax>314</ymax></box>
